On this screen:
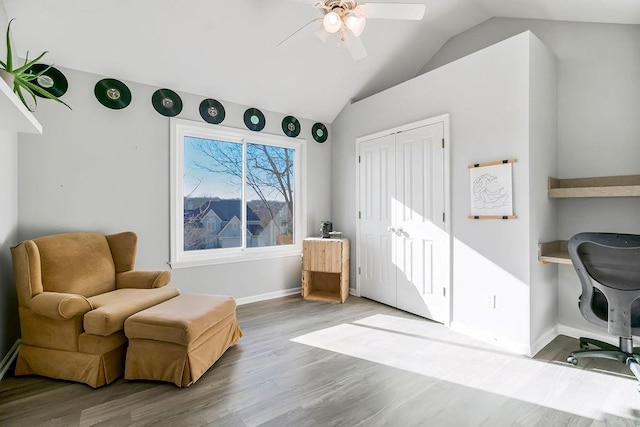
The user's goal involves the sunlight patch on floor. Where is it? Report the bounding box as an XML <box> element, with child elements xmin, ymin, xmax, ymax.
<box><xmin>291</xmin><ymin>314</ymin><xmax>640</xmax><ymax>422</ymax></box>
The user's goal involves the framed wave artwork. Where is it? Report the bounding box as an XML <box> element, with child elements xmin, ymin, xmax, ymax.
<box><xmin>468</xmin><ymin>159</ymin><xmax>517</xmax><ymax>219</ymax></box>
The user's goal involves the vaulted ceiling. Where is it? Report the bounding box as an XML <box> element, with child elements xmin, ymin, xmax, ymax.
<box><xmin>3</xmin><ymin>0</ymin><xmax>640</xmax><ymax>123</ymax></box>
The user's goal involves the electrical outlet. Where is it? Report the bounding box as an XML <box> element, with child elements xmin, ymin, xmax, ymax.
<box><xmin>485</xmin><ymin>294</ymin><xmax>496</xmax><ymax>309</ymax></box>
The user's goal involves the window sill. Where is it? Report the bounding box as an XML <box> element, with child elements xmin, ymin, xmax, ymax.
<box><xmin>169</xmin><ymin>247</ymin><xmax>302</xmax><ymax>269</ymax></box>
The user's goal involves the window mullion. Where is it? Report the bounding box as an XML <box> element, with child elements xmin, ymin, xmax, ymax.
<box><xmin>241</xmin><ymin>140</ymin><xmax>247</xmax><ymax>250</ymax></box>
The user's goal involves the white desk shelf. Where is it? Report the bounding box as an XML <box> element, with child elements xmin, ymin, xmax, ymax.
<box><xmin>538</xmin><ymin>240</ymin><xmax>571</xmax><ymax>265</ymax></box>
<box><xmin>541</xmin><ymin>174</ymin><xmax>640</xmax><ymax>265</ymax></box>
<box><xmin>0</xmin><ymin>77</ymin><xmax>42</xmax><ymax>134</ymax></box>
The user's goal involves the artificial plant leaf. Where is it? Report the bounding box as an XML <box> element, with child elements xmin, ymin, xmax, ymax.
<box><xmin>15</xmin><ymin>84</ymin><xmax>36</xmax><ymax>111</ymax></box>
<box><xmin>31</xmin><ymin>65</ymin><xmax>52</xmax><ymax>77</ymax></box>
<box><xmin>13</xmin><ymin>51</ymin><xmax>48</xmax><ymax>74</ymax></box>
<box><xmin>5</xmin><ymin>18</ymin><xmax>14</xmax><ymax>71</ymax></box>
<box><xmin>24</xmin><ymin>64</ymin><xmax>53</xmax><ymax>82</ymax></box>
<box><xmin>21</xmin><ymin>78</ymin><xmax>71</xmax><ymax>109</ymax></box>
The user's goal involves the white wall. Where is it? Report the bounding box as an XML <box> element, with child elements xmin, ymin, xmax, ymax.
<box><xmin>0</xmin><ymin>129</ymin><xmax>19</xmax><ymax>364</ymax></box>
<box><xmin>17</xmin><ymin>67</ymin><xmax>332</xmax><ymax>299</ymax></box>
<box><xmin>528</xmin><ymin>36</ymin><xmax>558</xmax><ymax>352</ymax></box>
<box><xmin>420</xmin><ymin>18</ymin><xmax>640</xmax><ymax>340</ymax></box>
<box><xmin>0</xmin><ymin>9</ymin><xmax>20</xmax><ymax>368</ymax></box>
<box><xmin>332</xmin><ymin>32</ymin><xmax>554</xmax><ymax>353</ymax></box>
<box><xmin>0</xmin><ymin>7</ymin><xmax>6</xmax><ymax>59</ymax></box>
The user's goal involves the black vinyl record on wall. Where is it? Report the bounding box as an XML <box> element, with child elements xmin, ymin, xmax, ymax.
<box><xmin>244</xmin><ymin>108</ymin><xmax>266</xmax><ymax>132</ymax></box>
<box><xmin>312</xmin><ymin>122</ymin><xmax>328</xmax><ymax>143</ymax></box>
<box><xmin>27</xmin><ymin>63</ymin><xmax>68</xmax><ymax>98</ymax></box>
<box><xmin>94</xmin><ymin>78</ymin><xmax>131</xmax><ymax>110</ymax></box>
<box><xmin>281</xmin><ymin>116</ymin><xmax>301</xmax><ymax>137</ymax></box>
<box><xmin>199</xmin><ymin>98</ymin><xmax>226</xmax><ymax>124</ymax></box>
<box><xmin>152</xmin><ymin>89</ymin><xmax>183</xmax><ymax>117</ymax></box>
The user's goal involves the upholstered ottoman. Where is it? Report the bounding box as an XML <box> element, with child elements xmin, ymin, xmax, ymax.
<box><xmin>124</xmin><ymin>293</ymin><xmax>242</xmax><ymax>387</ymax></box>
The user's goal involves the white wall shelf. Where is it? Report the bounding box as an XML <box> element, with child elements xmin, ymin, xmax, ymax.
<box><xmin>538</xmin><ymin>240</ymin><xmax>571</xmax><ymax>265</ymax></box>
<box><xmin>548</xmin><ymin>175</ymin><xmax>640</xmax><ymax>198</ymax></box>
<box><xmin>0</xmin><ymin>77</ymin><xmax>42</xmax><ymax>134</ymax></box>
<box><xmin>541</xmin><ymin>175</ymin><xmax>640</xmax><ymax>264</ymax></box>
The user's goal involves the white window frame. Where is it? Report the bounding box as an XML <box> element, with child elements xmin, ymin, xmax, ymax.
<box><xmin>170</xmin><ymin>118</ymin><xmax>307</xmax><ymax>268</ymax></box>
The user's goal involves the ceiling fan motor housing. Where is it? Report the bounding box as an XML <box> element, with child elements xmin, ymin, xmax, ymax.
<box><xmin>323</xmin><ymin>0</ymin><xmax>358</xmax><ymax>13</ymax></box>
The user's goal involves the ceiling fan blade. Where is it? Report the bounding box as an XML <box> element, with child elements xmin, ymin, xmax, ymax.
<box><xmin>277</xmin><ymin>17</ymin><xmax>323</xmax><ymax>48</ymax></box>
<box><xmin>348</xmin><ymin>38</ymin><xmax>367</xmax><ymax>61</ymax></box>
<box><xmin>339</xmin><ymin>30</ymin><xmax>368</xmax><ymax>61</ymax></box>
<box><xmin>358</xmin><ymin>3</ymin><xmax>426</xmax><ymax>20</ymax></box>
<box><xmin>315</xmin><ymin>28</ymin><xmax>330</xmax><ymax>44</ymax></box>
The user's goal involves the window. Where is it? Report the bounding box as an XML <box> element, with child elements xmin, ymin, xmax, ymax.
<box><xmin>170</xmin><ymin>118</ymin><xmax>306</xmax><ymax>267</ymax></box>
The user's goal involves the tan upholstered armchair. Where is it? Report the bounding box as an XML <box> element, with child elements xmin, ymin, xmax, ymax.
<box><xmin>11</xmin><ymin>231</ymin><xmax>180</xmax><ymax>387</ymax></box>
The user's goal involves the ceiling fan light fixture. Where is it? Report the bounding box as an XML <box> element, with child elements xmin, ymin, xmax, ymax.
<box><xmin>344</xmin><ymin>12</ymin><xmax>366</xmax><ymax>37</ymax></box>
<box><xmin>323</xmin><ymin>11</ymin><xmax>343</xmax><ymax>33</ymax></box>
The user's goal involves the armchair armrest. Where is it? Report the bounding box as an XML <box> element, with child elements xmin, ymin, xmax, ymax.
<box><xmin>116</xmin><ymin>270</ymin><xmax>171</xmax><ymax>289</ymax></box>
<box><xmin>29</xmin><ymin>292</ymin><xmax>93</xmax><ymax>320</ymax></box>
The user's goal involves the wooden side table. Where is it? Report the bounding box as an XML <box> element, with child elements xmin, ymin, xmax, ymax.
<box><xmin>302</xmin><ymin>237</ymin><xmax>349</xmax><ymax>303</ymax></box>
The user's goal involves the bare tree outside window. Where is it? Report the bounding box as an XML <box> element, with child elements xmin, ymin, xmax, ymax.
<box><xmin>183</xmin><ymin>136</ymin><xmax>295</xmax><ymax>250</ymax></box>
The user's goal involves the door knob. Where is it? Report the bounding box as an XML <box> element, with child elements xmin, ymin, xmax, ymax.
<box><xmin>387</xmin><ymin>226</ymin><xmax>396</xmax><ymax>233</ymax></box>
<box><xmin>396</xmin><ymin>227</ymin><xmax>404</xmax><ymax>234</ymax></box>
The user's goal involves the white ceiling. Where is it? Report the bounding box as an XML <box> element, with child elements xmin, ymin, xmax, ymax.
<box><xmin>3</xmin><ymin>0</ymin><xmax>640</xmax><ymax>123</ymax></box>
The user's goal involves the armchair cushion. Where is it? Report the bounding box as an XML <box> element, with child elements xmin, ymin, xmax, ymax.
<box><xmin>29</xmin><ymin>292</ymin><xmax>93</xmax><ymax>320</ymax></box>
<box><xmin>84</xmin><ymin>287</ymin><xmax>180</xmax><ymax>336</ymax></box>
<box><xmin>34</xmin><ymin>232</ymin><xmax>116</xmax><ymax>297</ymax></box>
<box><xmin>78</xmin><ymin>332</ymin><xmax>127</xmax><ymax>355</ymax></box>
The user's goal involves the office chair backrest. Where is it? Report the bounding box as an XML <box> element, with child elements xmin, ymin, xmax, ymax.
<box><xmin>568</xmin><ymin>232</ymin><xmax>640</xmax><ymax>338</ymax></box>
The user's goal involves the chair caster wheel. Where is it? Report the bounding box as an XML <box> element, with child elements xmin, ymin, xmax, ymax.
<box><xmin>567</xmin><ymin>356</ymin><xmax>578</xmax><ymax>365</ymax></box>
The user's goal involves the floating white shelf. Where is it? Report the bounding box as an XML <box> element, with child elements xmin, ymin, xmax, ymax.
<box><xmin>548</xmin><ymin>175</ymin><xmax>640</xmax><ymax>198</ymax></box>
<box><xmin>538</xmin><ymin>240</ymin><xmax>571</xmax><ymax>265</ymax></box>
<box><xmin>0</xmin><ymin>77</ymin><xmax>42</xmax><ymax>134</ymax></box>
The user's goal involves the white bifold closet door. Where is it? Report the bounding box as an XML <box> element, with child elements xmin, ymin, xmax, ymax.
<box><xmin>358</xmin><ymin>122</ymin><xmax>448</xmax><ymax>323</ymax></box>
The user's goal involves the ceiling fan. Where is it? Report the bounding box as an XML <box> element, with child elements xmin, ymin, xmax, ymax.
<box><xmin>278</xmin><ymin>0</ymin><xmax>426</xmax><ymax>60</ymax></box>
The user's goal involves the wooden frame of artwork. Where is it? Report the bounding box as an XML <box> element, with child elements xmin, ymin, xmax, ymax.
<box><xmin>468</xmin><ymin>159</ymin><xmax>517</xmax><ymax>219</ymax></box>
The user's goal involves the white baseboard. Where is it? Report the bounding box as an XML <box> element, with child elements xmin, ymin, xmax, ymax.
<box><xmin>556</xmin><ymin>324</ymin><xmax>640</xmax><ymax>346</ymax></box>
<box><xmin>0</xmin><ymin>339</ymin><xmax>21</xmax><ymax>381</ymax></box>
<box><xmin>448</xmin><ymin>323</ymin><xmax>590</xmax><ymax>357</ymax></box>
<box><xmin>236</xmin><ymin>288</ymin><xmax>300</xmax><ymax>305</ymax></box>
<box><xmin>557</xmin><ymin>324</ymin><xmax>614</xmax><ymax>344</ymax></box>
<box><xmin>449</xmin><ymin>321</ymin><xmax>533</xmax><ymax>356</ymax></box>
<box><xmin>531</xmin><ymin>326</ymin><xmax>558</xmax><ymax>356</ymax></box>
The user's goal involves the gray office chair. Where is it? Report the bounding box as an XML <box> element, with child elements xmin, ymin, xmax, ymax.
<box><xmin>567</xmin><ymin>232</ymin><xmax>640</xmax><ymax>389</ymax></box>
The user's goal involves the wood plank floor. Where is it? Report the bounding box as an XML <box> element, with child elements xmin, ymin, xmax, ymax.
<box><xmin>1</xmin><ymin>295</ymin><xmax>640</xmax><ymax>426</ymax></box>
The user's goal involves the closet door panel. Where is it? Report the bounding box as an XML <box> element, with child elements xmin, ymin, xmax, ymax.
<box><xmin>359</xmin><ymin>134</ymin><xmax>396</xmax><ymax>307</ymax></box>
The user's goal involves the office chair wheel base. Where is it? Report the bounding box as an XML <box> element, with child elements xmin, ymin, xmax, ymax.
<box><xmin>567</xmin><ymin>356</ymin><xmax>578</xmax><ymax>365</ymax></box>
